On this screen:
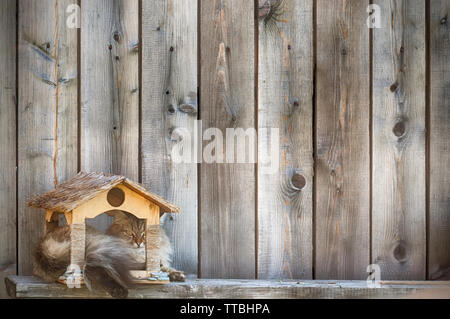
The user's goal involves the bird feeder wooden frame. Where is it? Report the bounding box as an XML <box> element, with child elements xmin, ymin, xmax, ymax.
<box><xmin>28</xmin><ymin>172</ymin><xmax>180</xmax><ymax>280</ymax></box>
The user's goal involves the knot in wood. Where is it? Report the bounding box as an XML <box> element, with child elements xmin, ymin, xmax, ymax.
<box><xmin>330</xmin><ymin>169</ymin><xmax>336</xmax><ymax>177</ymax></box>
<box><xmin>440</xmin><ymin>16</ymin><xmax>447</xmax><ymax>24</ymax></box>
<box><xmin>392</xmin><ymin>240</ymin><xmax>409</xmax><ymax>263</ymax></box>
<box><xmin>393</xmin><ymin>121</ymin><xmax>406</xmax><ymax>137</ymax></box>
<box><xmin>258</xmin><ymin>0</ymin><xmax>271</xmax><ymax>19</ymax></box>
<box><xmin>167</xmin><ymin>104</ymin><xmax>176</xmax><ymax>114</ymax></box>
<box><xmin>390</xmin><ymin>82</ymin><xmax>399</xmax><ymax>92</ymax></box>
<box><xmin>291</xmin><ymin>174</ymin><xmax>306</xmax><ymax>190</ymax></box>
<box><xmin>113</xmin><ymin>32</ymin><xmax>121</xmax><ymax>42</ymax></box>
<box><xmin>179</xmin><ymin>103</ymin><xmax>198</xmax><ymax>115</ymax></box>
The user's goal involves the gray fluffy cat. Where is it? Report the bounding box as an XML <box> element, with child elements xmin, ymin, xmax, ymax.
<box><xmin>105</xmin><ymin>210</ymin><xmax>185</xmax><ymax>281</ymax></box>
<box><xmin>33</xmin><ymin>211</ymin><xmax>185</xmax><ymax>298</ymax></box>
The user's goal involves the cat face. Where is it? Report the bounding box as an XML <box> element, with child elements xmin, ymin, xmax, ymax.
<box><xmin>106</xmin><ymin>211</ymin><xmax>148</xmax><ymax>248</ymax></box>
<box><xmin>121</xmin><ymin>228</ymin><xmax>145</xmax><ymax>247</ymax></box>
<box><xmin>127</xmin><ymin>218</ymin><xmax>146</xmax><ymax>248</ymax></box>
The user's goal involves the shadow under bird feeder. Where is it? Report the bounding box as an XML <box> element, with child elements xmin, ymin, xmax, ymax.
<box><xmin>28</xmin><ymin>172</ymin><xmax>180</xmax><ymax>284</ymax></box>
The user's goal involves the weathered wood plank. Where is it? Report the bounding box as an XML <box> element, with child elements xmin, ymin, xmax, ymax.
<box><xmin>81</xmin><ymin>0</ymin><xmax>139</xmax><ymax>231</ymax></box>
<box><xmin>429</xmin><ymin>0</ymin><xmax>450</xmax><ymax>280</ymax></box>
<box><xmin>257</xmin><ymin>0</ymin><xmax>313</xmax><ymax>279</ymax></box>
<box><xmin>0</xmin><ymin>0</ymin><xmax>17</xmax><ymax>298</ymax></box>
<box><xmin>316</xmin><ymin>0</ymin><xmax>370</xmax><ymax>279</ymax></box>
<box><xmin>0</xmin><ymin>265</ymin><xmax>16</xmax><ymax>299</ymax></box>
<box><xmin>372</xmin><ymin>0</ymin><xmax>426</xmax><ymax>279</ymax></box>
<box><xmin>18</xmin><ymin>0</ymin><xmax>78</xmax><ymax>274</ymax></box>
<box><xmin>5</xmin><ymin>276</ymin><xmax>450</xmax><ymax>299</ymax></box>
<box><xmin>141</xmin><ymin>0</ymin><xmax>198</xmax><ymax>275</ymax></box>
<box><xmin>200</xmin><ymin>0</ymin><xmax>256</xmax><ymax>278</ymax></box>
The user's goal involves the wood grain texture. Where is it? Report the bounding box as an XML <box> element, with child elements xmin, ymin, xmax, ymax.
<box><xmin>257</xmin><ymin>0</ymin><xmax>313</xmax><ymax>279</ymax></box>
<box><xmin>0</xmin><ymin>0</ymin><xmax>17</xmax><ymax>298</ymax></box>
<box><xmin>0</xmin><ymin>264</ymin><xmax>16</xmax><ymax>299</ymax></box>
<box><xmin>146</xmin><ymin>224</ymin><xmax>161</xmax><ymax>272</ymax></box>
<box><xmin>70</xmin><ymin>223</ymin><xmax>85</xmax><ymax>268</ymax></box>
<box><xmin>6</xmin><ymin>276</ymin><xmax>450</xmax><ymax>299</ymax></box>
<box><xmin>429</xmin><ymin>0</ymin><xmax>450</xmax><ymax>280</ymax></box>
<box><xmin>200</xmin><ymin>0</ymin><xmax>255</xmax><ymax>278</ymax></box>
<box><xmin>315</xmin><ymin>0</ymin><xmax>370</xmax><ymax>279</ymax></box>
<box><xmin>81</xmin><ymin>0</ymin><xmax>139</xmax><ymax>231</ymax></box>
<box><xmin>141</xmin><ymin>0</ymin><xmax>198</xmax><ymax>275</ymax></box>
<box><xmin>372</xmin><ymin>0</ymin><xmax>426</xmax><ymax>279</ymax></box>
<box><xmin>18</xmin><ymin>0</ymin><xmax>78</xmax><ymax>274</ymax></box>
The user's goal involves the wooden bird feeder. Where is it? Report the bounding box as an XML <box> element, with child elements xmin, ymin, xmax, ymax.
<box><xmin>27</xmin><ymin>172</ymin><xmax>180</xmax><ymax>283</ymax></box>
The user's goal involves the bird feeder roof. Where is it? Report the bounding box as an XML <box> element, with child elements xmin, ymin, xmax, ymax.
<box><xmin>28</xmin><ymin>172</ymin><xmax>180</xmax><ymax>214</ymax></box>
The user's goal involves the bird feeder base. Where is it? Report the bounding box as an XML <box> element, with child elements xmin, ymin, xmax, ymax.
<box><xmin>56</xmin><ymin>270</ymin><xmax>170</xmax><ymax>286</ymax></box>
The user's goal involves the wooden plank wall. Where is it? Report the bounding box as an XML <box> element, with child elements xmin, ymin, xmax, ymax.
<box><xmin>429</xmin><ymin>0</ymin><xmax>450</xmax><ymax>280</ymax></box>
<box><xmin>257</xmin><ymin>0</ymin><xmax>313</xmax><ymax>279</ymax></box>
<box><xmin>142</xmin><ymin>0</ymin><xmax>198</xmax><ymax>275</ymax></box>
<box><xmin>372</xmin><ymin>0</ymin><xmax>426</xmax><ymax>280</ymax></box>
<box><xmin>316</xmin><ymin>0</ymin><xmax>370</xmax><ymax>279</ymax></box>
<box><xmin>1</xmin><ymin>0</ymin><xmax>449</xmax><ymax>285</ymax></box>
<box><xmin>81</xmin><ymin>0</ymin><xmax>139</xmax><ymax>231</ymax></box>
<box><xmin>0</xmin><ymin>0</ymin><xmax>17</xmax><ymax>297</ymax></box>
<box><xmin>18</xmin><ymin>0</ymin><xmax>78</xmax><ymax>274</ymax></box>
<box><xmin>200</xmin><ymin>0</ymin><xmax>256</xmax><ymax>278</ymax></box>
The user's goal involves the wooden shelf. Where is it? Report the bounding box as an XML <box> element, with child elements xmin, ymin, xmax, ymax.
<box><xmin>5</xmin><ymin>276</ymin><xmax>450</xmax><ymax>299</ymax></box>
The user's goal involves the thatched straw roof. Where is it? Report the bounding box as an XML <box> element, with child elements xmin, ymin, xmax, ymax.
<box><xmin>28</xmin><ymin>172</ymin><xmax>180</xmax><ymax>214</ymax></box>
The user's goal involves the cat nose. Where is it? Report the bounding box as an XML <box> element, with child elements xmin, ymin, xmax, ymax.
<box><xmin>135</xmin><ymin>238</ymin><xmax>143</xmax><ymax>247</ymax></box>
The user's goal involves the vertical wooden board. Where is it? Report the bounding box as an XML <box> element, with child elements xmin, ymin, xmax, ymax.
<box><xmin>18</xmin><ymin>0</ymin><xmax>78</xmax><ymax>274</ymax></box>
<box><xmin>257</xmin><ymin>0</ymin><xmax>313</xmax><ymax>279</ymax></box>
<box><xmin>429</xmin><ymin>0</ymin><xmax>450</xmax><ymax>280</ymax></box>
<box><xmin>141</xmin><ymin>0</ymin><xmax>198</xmax><ymax>275</ymax></box>
<box><xmin>81</xmin><ymin>0</ymin><xmax>139</xmax><ymax>231</ymax></box>
<box><xmin>200</xmin><ymin>0</ymin><xmax>255</xmax><ymax>278</ymax></box>
<box><xmin>315</xmin><ymin>0</ymin><xmax>370</xmax><ymax>279</ymax></box>
<box><xmin>372</xmin><ymin>0</ymin><xmax>426</xmax><ymax>279</ymax></box>
<box><xmin>0</xmin><ymin>0</ymin><xmax>17</xmax><ymax>297</ymax></box>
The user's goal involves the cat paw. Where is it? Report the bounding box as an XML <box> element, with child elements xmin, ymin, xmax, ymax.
<box><xmin>169</xmin><ymin>270</ymin><xmax>186</xmax><ymax>282</ymax></box>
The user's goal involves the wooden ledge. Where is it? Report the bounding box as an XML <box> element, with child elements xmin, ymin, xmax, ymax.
<box><xmin>5</xmin><ymin>276</ymin><xmax>450</xmax><ymax>299</ymax></box>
